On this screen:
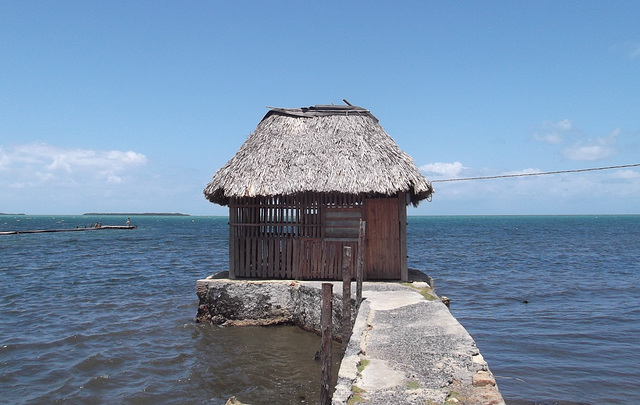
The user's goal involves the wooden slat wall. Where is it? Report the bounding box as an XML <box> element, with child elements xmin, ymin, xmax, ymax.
<box><xmin>228</xmin><ymin>193</ymin><xmax>364</xmax><ymax>280</ymax></box>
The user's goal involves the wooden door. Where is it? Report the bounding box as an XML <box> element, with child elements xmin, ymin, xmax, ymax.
<box><xmin>363</xmin><ymin>198</ymin><xmax>401</xmax><ymax>279</ymax></box>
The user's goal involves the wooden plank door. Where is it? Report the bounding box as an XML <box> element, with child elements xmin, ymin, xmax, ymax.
<box><xmin>363</xmin><ymin>198</ymin><xmax>401</xmax><ymax>279</ymax></box>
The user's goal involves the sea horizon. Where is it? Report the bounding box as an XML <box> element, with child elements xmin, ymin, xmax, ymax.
<box><xmin>3</xmin><ymin>212</ymin><xmax>639</xmax><ymax>217</ymax></box>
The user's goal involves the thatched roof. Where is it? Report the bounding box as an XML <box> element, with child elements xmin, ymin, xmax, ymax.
<box><xmin>204</xmin><ymin>103</ymin><xmax>433</xmax><ymax>206</ymax></box>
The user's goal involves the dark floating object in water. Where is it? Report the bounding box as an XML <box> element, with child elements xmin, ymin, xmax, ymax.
<box><xmin>0</xmin><ymin>225</ymin><xmax>137</xmax><ymax>235</ymax></box>
<box><xmin>522</xmin><ymin>300</ymin><xmax>529</xmax><ymax>304</ymax></box>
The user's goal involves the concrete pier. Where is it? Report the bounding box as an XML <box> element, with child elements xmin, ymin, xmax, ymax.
<box><xmin>196</xmin><ymin>271</ymin><xmax>504</xmax><ymax>405</ymax></box>
<box><xmin>332</xmin><ymin>282</ymin><xmax>504</xmax><ymax>405</ymax></box>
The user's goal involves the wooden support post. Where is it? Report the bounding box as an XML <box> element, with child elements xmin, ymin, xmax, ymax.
<box><xmin>356</xmin><ymin>220</ymin><xmax>365</xmax><ymax>307</ymax></box>
<box><xmin>321</xmin><ymin>283</ymin><xmax>333</xmax><ymax>405</ymax></box>
<box><xmin>399</xmin><ymin>192</ymin><xmax>408</xmax><ymax>282</ymax></box>
<box><xmin>228</xmin><ymin>203</ymin><xmax>236</xmax><ymax>279</ymax></box>
<box><xmin>342</xmin><ymin>246</ymin><xmax>352</xmax><ymax>353</ymax></box>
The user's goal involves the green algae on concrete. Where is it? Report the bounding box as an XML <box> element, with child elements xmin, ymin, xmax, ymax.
<box><xmin>401</xmin><ymin>281</ymin><xmax>438</xmax><ymax>301</ymax></box>
<box><xmin>347</xmin><ymin>386</ymin><xmax>367</xmax><ymax>404</ymax></box>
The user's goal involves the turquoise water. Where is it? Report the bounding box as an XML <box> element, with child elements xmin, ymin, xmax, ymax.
<box><xmin>1</xmin><ymin>215</ymin><xmax>639</xmax><ymax>404</ymax></box>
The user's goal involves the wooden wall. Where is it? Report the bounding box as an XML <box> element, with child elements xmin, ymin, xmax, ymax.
<box><xmin>227</xmin><ymin>192</ymin><xmax>406</xmax><ymax>280</ymax></box>
<box><xmin>362</xmin><ymin>193</ymin><xmax>407</xmax><ymax>280</ymax></box>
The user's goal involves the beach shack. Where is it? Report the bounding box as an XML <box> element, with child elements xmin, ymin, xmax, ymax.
<box><xmin>203</xmin><ymin>103</ymin><xmax>433</xmax><ymax>281</ymax></box>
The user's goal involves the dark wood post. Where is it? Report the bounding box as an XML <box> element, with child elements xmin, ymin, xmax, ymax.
<box><xmin>228</xmin><ymin>202</ymin><xmax>236</xmax><ymax>279</ymax></box>
<box><xmin>342</xmin><ymin>246</ymin><xmax>352</xmax><ymax>352</ymax></box>
<box><xmin>356</xmin><ymin>220</ymin><xmax>365</xmax><ymax>307</ymax></box>
<box><xmin>321</xmin><ymin>283</ymin><xmax>333</xmax><ymax>405</ymax></box>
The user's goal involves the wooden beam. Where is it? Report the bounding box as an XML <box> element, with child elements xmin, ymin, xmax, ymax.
<box><xmin>398</xmin><ymin>193</ymin><xmax>408</xmax><ymax>282</ymax></box>
<box><xmin>321</xmin><ymin>283</ymin><xmax>333</xmax><ymax>405</ymax></box>
<box><xmin>342</xmin><ymin>246</ymin><xmax>352</xmax><ymax>352</ymax></box>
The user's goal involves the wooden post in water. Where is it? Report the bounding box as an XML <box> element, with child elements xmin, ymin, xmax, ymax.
<box><xmin>321</xmin><ymin>283</ymin><xmax>333</xmax><ymax>405</ymax></box>
<box><xmin>342</xmin><ymin>246</ymin><xmax>352</xmax><ymax>353</ymax></box>
<box><xmin>356</xmin><ymin>220</ymin><xmax>365</xmax><ymax>307</ymax></box>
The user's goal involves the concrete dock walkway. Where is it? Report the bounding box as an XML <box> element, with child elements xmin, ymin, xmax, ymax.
<box><xmin>332</xmin><ymin>281</ymin><xmax>505</xmax><ymax>405</ymax></box>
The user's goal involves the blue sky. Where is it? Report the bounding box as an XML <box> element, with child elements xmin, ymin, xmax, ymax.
<box><xmin>1</xmin><ymin>1</ymin><xmax>639</xmax><ymax>216</ymax></box>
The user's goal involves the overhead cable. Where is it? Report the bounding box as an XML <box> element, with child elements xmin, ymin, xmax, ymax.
<box><xmin>430</xmin><ymin>163</ymin><xmax>640</xmax><ymax>183</ymax></box>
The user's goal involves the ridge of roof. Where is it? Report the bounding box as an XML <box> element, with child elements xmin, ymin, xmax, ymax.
<box><xmin>263</xmin><ymin>104</ymin><xmax>379</xmax><ymax>122</ymax></box>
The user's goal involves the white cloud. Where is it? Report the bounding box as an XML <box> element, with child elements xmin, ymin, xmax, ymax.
<box><xmin>533</xmin><ymin>119</ymin><xmax>574</xmax><ymax>144</ymax></box>
<box><xmin>562</xmin><ymin>129</ymin><xmax>619</xmax><ymax>161</ymax></box>
<box><xmin>107</xmin><ymin>150</ymin><xmax>147</xmax><ymax>164</ymax></box>
<box><xmin>612</xmin><ymin>169</ymin><xmax>640</xmax><ymax>180</ymax></box>
<box><xmin>505</xmin><ymin>168</ymin><xmax>542</xmax><ymax>175</ymax></box>
<box><xmin>0</xmin><ymin>148</ymin><xmax>10</xmax><ymax>170</ymax></box>
<box><xmin>563</xmin><ymin>145</ymin><xmax>613</xmax><ymax>161</ymax></box>
<box><xmin>613</xmin><ymin>41</ymin><xmax>640</xmax><ymax>59</ymax></box>
<box><xmin>0</xmin><ymin>142</ymin><xmax>147</xmax><ymax>188</ymax></box>
<box><xmin>106</xmin><ymin>174</ymin><xmax>123</xmax><ymax>184</ymax></box>
<box><xmin>419</xmin><ymin>161</ymin><xmax>466</xmax><ymax>179</ymax></box>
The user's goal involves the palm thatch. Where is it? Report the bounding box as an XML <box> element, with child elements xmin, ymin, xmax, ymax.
<box><xmin>204</xmin><ymin>104</ymin><xmax>433</xmax><ymax>206</ymax></box>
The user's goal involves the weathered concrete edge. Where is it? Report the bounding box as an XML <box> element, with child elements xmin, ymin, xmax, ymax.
<box><xmin>331</xmin><ymin>299</ymin><xmax>372</xmax><ymax>404</ymax></box>
<box><xmin>195</xmin><ymin>278</ymin><xmax>356</xmax><ymax>341</ymax></box>
<box><xmin>331</xmin><ymin>290</ymin><xmax>506</xmax><ymax>405</ymax></box>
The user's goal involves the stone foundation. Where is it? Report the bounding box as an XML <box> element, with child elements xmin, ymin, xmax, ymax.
<box><xmin>196</xmin><ymin>276</ymin><xmax>356</xmax><ymax>341</ymax></box>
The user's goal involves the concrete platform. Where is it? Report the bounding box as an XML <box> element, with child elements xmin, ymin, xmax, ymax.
<box><xmin>331</xmin><ymin>281</ymin><xmax>505</xmax><ymax>405</ymax></box>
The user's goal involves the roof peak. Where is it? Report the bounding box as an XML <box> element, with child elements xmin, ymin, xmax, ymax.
<box><xmin>263</xmin><ymin>103</ymin><xmax>379</xmax><ymax>122</ymax></box>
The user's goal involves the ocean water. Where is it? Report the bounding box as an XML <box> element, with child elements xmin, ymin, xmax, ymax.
<box><xmin>0</xmin><ymin>215</ymin><xmax>341</xmax><ymax>405</ymax></box>
<box><xmin>407</xmin><ymin>215</ymin><xmax>640</xmax><ymax>405</ymax></box>
<box><xmin>1</xmin><ymin>215</ymin><xmax>639</xmax><ymax>404</ymax></box>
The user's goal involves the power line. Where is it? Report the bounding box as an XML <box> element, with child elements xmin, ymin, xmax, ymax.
<box><xmin>430</xmin><ymin>163</ymin><xmax>640</xmax><ymax>183</ymax></box>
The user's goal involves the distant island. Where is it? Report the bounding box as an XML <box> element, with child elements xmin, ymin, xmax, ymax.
<box><xmin>83</xmin><ymin>213</ymin><xmax>190</xmax><ymax>216</ymax></box>
<box><xmin>0</xmin><ymin>213</ymin><xmax>26</xmax><ymax>215</ymax></box>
